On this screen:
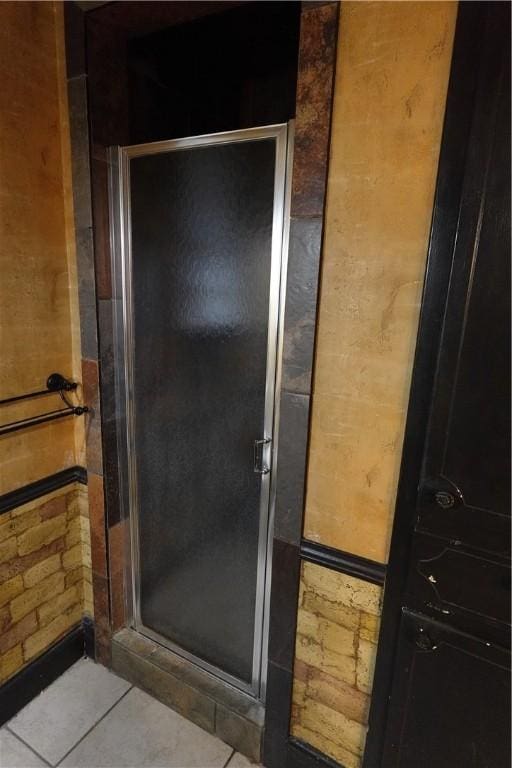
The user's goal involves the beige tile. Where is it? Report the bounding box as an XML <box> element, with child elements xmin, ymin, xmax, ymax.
<box><xmin>228</xmin><ymin>753</ymin><xmax>260</xmax><ymax>767</ymax></box>
<box><xmin>8</xmin><ymin>659</ymin><xmax>130</xmax><ymax>764</ymax></box>
<box><xmin>0</xmin><ymin>729</ymin><xmax>46</xmax><ymax>767</ymax></box>
<box><xmin>61</xmin><ymin>686</ymin><xmax>233</xmax><ymax>767</ymax></box>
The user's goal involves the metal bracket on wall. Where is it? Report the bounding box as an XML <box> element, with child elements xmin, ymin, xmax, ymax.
<box><xmin>0</xmin><ymin>372</ymin><xmax>89</xmax><ymax>436</ymax></box>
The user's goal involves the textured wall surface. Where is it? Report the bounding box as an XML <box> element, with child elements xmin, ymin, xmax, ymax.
<box><xmin>0</xmin><ymin>1</ymin><xmax>83</xmax><ymax>493</ymax></box>
<box><xmin>0</xmin><ymin>484</ymin><xmax>92</xmax><ymax>684</ymax></box>
<box><xmin>291</xmin><ymin>3</ymin><xmax>457</xmax><ymax>763</ymax></box>
<box><xmin>0</xmin><ymin>2</ymin><xmax>90</xmax><ymax>683</ymax></box>
<box><xmin>304</xmin><ymin>0</ymin><xmax>457</xmax><ymax>563</ymax></box>
<box><xmin>291</xmin><ymin>563</ymin><xmax>382</xmax><ymax>767</ymax></box>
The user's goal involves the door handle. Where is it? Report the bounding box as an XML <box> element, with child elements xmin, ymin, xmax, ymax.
<box><xmin>254</xmin><ymin>437</ymin><xmax>272</xmax><ymax>475</ymax></box>
<box><xmin>419</xmin><ymin>478</ymin><xmax>464</xmax><ymax>511</ymax></box>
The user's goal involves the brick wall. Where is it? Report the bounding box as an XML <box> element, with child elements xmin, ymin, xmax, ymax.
<box><xmin>0</xmin><ymin>484</ymin><xmax>93</xmax><ymax>684</ymax></box>
<box><xmin>291</xmin><ymin>563</ymin><xmax>382</xmax><ymax>768</ymax></box>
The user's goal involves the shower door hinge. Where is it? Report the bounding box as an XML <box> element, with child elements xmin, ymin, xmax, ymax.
<box><xmin>254</xmin><ymin>437</ymin><xmax>272</xmax><ymax>475</ymax></box>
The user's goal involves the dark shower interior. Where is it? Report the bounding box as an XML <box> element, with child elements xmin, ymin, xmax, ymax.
<box><xmin>83</xmin><ymin>0</ymin><xmax>303</xmax><ymax>688</ymax></box>
<box><xmin>126</xmin><ymin>2</ymin><xmax>302</xmax><ymax>143</ymax></box>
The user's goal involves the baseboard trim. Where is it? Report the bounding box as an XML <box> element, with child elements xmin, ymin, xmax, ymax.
<box><xmin>0</xmin><ymin>621</ymin><xmax>90</xmax><ymax>726</ymax></box>
<box><xmin>300</xmin><ymin>540</ymin><xmax>386</xmax><ymax>586</ymax></box>
<box><xmin>0</xmin><ymin>466</ymin><xmax>87</xmax><ymax>517</ymax></box>
<box><xmin>83</xmin><ymin>615</ymin><xmax>96</xmax><ymax>659</ymax></box>
<box><xmin>289</xmin><ymin>737</ymin><xmax>345</xmax><ymax>768</ymax></box>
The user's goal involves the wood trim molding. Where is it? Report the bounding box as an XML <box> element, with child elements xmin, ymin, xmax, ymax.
<box><xmin>300</xmin><ymin>540</ymin><xmax>386</xmax><ymax>586</ymax></box>
<box><xmin>0</xmin><ymin>466</ymin><xmax>87</xmax><ymax>516</ymax></box>
<box><xmin>289</xmin><ymin>737</ymin><xmax>347</xmax><ymax>768</ymax></box>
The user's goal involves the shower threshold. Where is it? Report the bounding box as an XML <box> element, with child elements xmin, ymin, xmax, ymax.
<box><xmin>111</xmin><ymin>628</ymin><xmax>264</xmax><ymax>763</ymax></box>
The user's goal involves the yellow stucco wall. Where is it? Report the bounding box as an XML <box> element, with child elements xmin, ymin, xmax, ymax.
<box><xmin>304</xmin><ymin>0</ymin><xmax>457</xmax><ymax>564</ymax></box>
<box><xmin>0</xmin><ymin>3</ymin><xmax>90</xmax><ymax>682</ymax></box>
<box><xmin>293</xmin><ymin>3</ymin><xmax>457</xmax><ymax>763</ymax></box>
<box><xmin>0</xmin><ymin>1</ymin><xmax>84</xmax><ymax>494</ymax></box>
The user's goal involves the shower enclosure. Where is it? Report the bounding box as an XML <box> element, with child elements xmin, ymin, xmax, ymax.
<box><xmin>109</xmin><ymin>124</ymin><xmax>292</xmax><ymax>699</ymax></box>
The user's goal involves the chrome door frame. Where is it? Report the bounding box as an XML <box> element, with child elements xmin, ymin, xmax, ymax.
<box><xmin>109</xmin><ymin>123</ymin><xmax>293</xmax><ymax>700</ymax></box>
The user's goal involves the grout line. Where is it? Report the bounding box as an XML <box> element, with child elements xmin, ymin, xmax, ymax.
<box><xmin>223</xmin><ymin>749</ymin><xmax>236</xmax><ymax>768</ymax></box>
<box><xmin>54</xmin><ymin>685</ymin><xmax>133</xmax><ymax>767</ymax></box>
<box><xmin>4</xmin><ymin>726</ymin><xmax>52</xmax><ymax>767</ymax></box>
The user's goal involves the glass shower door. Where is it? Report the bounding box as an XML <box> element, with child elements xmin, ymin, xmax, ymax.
<box><xmin>112</xmin><ymin>125</ymin><xmax>289</xmax><ymax>696</ymax></box>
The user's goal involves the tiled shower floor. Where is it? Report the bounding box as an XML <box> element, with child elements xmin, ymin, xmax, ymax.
<box><xmin>0</xmin><ymin>659</ymin><xmax>257</xmax><ymax>768</ymax></box>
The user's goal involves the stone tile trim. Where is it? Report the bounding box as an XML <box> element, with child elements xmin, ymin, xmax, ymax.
<box><xmin>267</xmin><ymin>539</ymin><xmax>302</xmax><ymax>670</ymax></box>
<box><xmin>87</xmin><ymin>472</ymin><xmax>112</xmax><ymax>665</ymax></box>
<box><xmin>65</xmin><ymin>0</ymin><xmax>122</xmax><ymax>668</ymax></box>
<box><xmin>282</xmin><ymin>218</ymin><xmax>324</xmax><ymax>397</ymax></box>
<box><xmin>112</xmin><ymin>629</ymin><xmax>264</xmax><ymax>763</ymax></box>
<box><xmin>264</xmin><ymin>4</ymin><xmax>340</xmax><ymax>766</ymax></box>
<box><xmin>274</xmin><ymin>394</ymin><xmax>310</xmax><ymax>546</ymax></box>
<box><xmin>82</xmin><ymin>360</ymin><xmax>103</xmax><ymax>476</ymax></box>
<box><xmin>0</xmin><ymin>485</ymin><xmax>92</xmax><ymax>685</ymax></box>
<box><xmin>65</xmin><ymin>0</ymin><xmax>117</xmax><ymax>667</ymax></box>
<box><xmin>67</xmin><ymin>75</ymin><xmax>93</xmax><ymax>231</ymax></box>
<box><xmin>108</xmin><ymin>519</ymin><xmax>126</xmax><ymax>629</ymax></box>
<box><xmin>291</xmin><ymin>2</ymin><xmax>339</xmax><ymax>218</ymax></box>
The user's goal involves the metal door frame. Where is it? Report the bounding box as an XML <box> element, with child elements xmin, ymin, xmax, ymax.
<box><xmin>108</xmin><ymin>123</ymin><xmax>293</xmax><ymax>699</ymax></box>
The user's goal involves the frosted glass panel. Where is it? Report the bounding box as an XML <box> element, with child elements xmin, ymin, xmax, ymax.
<box><xmin>129</xmin><ymin>139</ymin><xmax>276</xmax><ymax>683</ymax></box>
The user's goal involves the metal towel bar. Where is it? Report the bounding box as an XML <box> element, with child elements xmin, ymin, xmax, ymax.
<box><xmin>0</xmin><ymin>373</ymin><xmax>89</xmax><ymax>436</ymax></box>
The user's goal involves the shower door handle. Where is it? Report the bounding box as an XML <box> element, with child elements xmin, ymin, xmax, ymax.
<box><xmin>254</xmin><ymin>438</ymin><xmax>272</xmax><ymax>475</ymax></box>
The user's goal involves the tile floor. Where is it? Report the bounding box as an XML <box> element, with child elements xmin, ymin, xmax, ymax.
<box><xmin>0</xmin><ymin>659</ymin><xmax>258</xmax><ymax>768</ymax></box>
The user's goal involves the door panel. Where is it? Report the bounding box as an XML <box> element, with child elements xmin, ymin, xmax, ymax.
<box><xmin>416</xmin><ymin>4</ymin><xmax>511</xmax><ymax>556</ymax></box>
<box><xmin>382</xmin><ymin>611</ymin><xmax>511</xmax><ymax>768</ymax></box>
<box><xmin>117</xmin><ymin>127</ymin><xmax>288</xmax><ymax>691</ymax></box>
<box><xmin>409</xmin><ymin>532</ymin><xmax>511</xmax><ymax>646</ymax></box>
<box><xmin>366</xmin><ymin>4</ymin><xmax>511</xmax><ymax>765</ymax></box>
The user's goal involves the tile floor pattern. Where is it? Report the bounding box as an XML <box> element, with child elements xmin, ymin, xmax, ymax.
<box><xmin>0</xmin><ymin>659</ymin><xmax>258</xmax><ymax>768</ymax></box>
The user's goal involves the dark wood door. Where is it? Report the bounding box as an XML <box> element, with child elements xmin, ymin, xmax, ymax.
<box><xmin>365</xmin><ymin>4</ymin><xmax>511</xmax><ymax>766</ymax></box>
<box><xmin>382</xmin><ymin>611</ymin><xmax>510</xmax><ymax>768</ymax></box>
